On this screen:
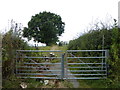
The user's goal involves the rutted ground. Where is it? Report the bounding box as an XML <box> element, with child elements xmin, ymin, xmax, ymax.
<box><xmin>47</xmin><ymin>45</ymin><xmax>80</xmax><ymax>88</ymax></box>
<box><xmin>50</xmin><ymin>45</ymin><xmax>59</xmax><ymax>50</ymax></box>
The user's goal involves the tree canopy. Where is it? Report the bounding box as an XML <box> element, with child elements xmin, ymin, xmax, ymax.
<box><xmin>23</xmin><ymin>11</ymin><xmax>65</xmax><ymax>46</ymax></box>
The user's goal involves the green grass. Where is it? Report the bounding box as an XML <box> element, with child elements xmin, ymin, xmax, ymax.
<box><xmin>24</xmin><ymin>78</ymin><xmax>43</xmax><ymax>88</ymax></box>
<box><xmin>3</xmin><ymin>75</ymin><xmax>21</xmax><ymax>88</ymax></box>
<box><xmin>38</xmin><ymin>46</ymin><xmax>51</xmax><ymax>50</ymax></box>
<box><xmin>58</xmin><ymin>45</ymin><xmax>68</xmax><ymax>51</ymax></box>
<box><xmin>62</xmin><ymin>80</ymin><xmax>73</xmax><ymax>88</ymax></box>
<box><xmin>29</xmin><ymin>46</ymin><xmax>51</xmax><ymax>50</ymax></box>
<box><xmin>78</xmin><ymin>78</ymin><xmax>120</xmax><ymax>88</ymax></box>
<box><xmin>29</xmin><ymin>45</ymin><xmax>67</xmax><ymax>51</ymax></box>
<box><xmin>78</xmin><ymin>79</ymin><xmax>108</xmax><ymax>88</ymax></box>
<box><xmin>3</xmin><ymin>75</ymin><xmax>43</xmax><ymax>88</ymax></box>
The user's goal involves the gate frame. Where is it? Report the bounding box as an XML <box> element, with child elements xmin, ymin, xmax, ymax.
<box><xmin>65</xmin><ymin>50</ymin><xmax>109</xmax><ymax>79</ymax></box>
<box><xmin>16</xmin><ymin>50</ymin><xmax>109</xmax><ymax>79</ymax></box>
<box><xmin>16</xmin><ymin>50</ymin><xmax>64</xmax><ymax>79</ymax></box>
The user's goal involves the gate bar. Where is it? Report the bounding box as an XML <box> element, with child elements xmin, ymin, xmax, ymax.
<box><xmin>23</xmin><ymin>63</ymin><xmax>61</xmax><ymax>65</ymax></box>
<box><xmin>61</xmin><ymin>54</ymin><xmax>65</xmax><ymax>79</ymax></box>
<box><xmin>67</xmin><ymin>50</ymin><xmax>107</xmax><ymax>52</ymax></box>
<box><xmin>16</xmin><ymin>50</ymin><xmax>63</xmax><ymax>52</ymax></box>
<box><xmin>67</xmin><ymin>57</ymin><xmax>105</xmax><ymax>59</ymax></box>
<box><xmin>67</xmin><ymin>63</ymin><xmax>106</xmax><ymax>65</ymax></box>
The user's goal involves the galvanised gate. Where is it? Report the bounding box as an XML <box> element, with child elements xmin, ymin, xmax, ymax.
<box><xmin>16</xmin><ymin>50</ymin><xmax>108</xmax><ymax>79</ymax></box>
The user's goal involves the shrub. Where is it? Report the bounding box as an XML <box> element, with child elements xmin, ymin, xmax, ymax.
<box><xmin>2</xmin><ymin>30</ymin><xmax>29</xmax><ymax>79</ymax></box>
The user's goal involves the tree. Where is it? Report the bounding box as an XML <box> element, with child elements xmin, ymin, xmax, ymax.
<box><xmin>23</xmin><ymin>11</ymin><xmax>65</xmax><ymax>46</ymax></box>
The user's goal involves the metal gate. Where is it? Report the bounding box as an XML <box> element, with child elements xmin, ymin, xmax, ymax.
<box><xmin>16</xmin><ymin>50</ymin><xmax>108</xmax><ymax>79</ymax></box>
<box><xmin>65</xmin><ymin>50</ymin><xmax>108</xmax><ymax>79</ymax></box>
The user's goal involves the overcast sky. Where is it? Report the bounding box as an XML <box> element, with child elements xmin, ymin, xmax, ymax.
<box><xmin>0</xmin><ymin>0</ymin><xmax>119</xmax><ymax>45</ymax></box>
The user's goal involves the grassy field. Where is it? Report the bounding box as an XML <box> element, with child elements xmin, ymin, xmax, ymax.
<box><xmin>3</xmin><ymin>45</ymin><xmax>119</xmax><ymax>88</ymax></box>
<box><xmin>37</xmin><ymin>45</ymin><xmax>67</xmax><ymax>51</ymax></box>
<box><xmin>78</xmin><ymin>79</ymin><xmax>108</xmax><ymax>88</ymax></box>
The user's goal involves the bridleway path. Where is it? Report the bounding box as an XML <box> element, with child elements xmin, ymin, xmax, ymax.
<box><xmin>49</xmin><ymin>45</ymin><xmax>80</xmax><ymax>88</ymax></box>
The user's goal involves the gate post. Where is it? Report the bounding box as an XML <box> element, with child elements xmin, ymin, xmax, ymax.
<box><xmin>61</xmin><ymin>53</ymin><xmax>65</xmax><ymax>79</ymax></box>
<box><xmin>105</xmin><ymin>50</ymin><xmax>109</xmax><ymax>76</ymax></box>
<box><xmin>16</xmin><ymin>51</ymin><xmax>18</xmax><ymax>75</ymax></box>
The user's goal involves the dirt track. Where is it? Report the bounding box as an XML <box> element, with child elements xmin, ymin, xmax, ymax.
<box><xmin>49</xmin><ymin>45</ymin><xmax>80</xmax><ymax>88</ymax></box>
<box><xmin>50</xmin><ymin>45</ymin><xmax>59</xmax><ymax>50</ymax></box>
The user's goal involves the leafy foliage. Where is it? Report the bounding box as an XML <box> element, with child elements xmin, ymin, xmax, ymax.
<box><xmin>23</xmin><ymin>11</ymin><xmax>65</xmax><ymax>46</ymax></box>
<box><xmin>68</xmin><ymin>29</ymin><xmax>112</xmax><ymax>50</ymax></box>
<box><xmin>110</xmin><ymin>22</ymin><xmax>120</xmax><ymax>87</ymax></box>
<box><xmin>67</xmin><ymin>20</ymin><xmax>120</xmax><ymax>88</ymax></box>
<box><xmin>2</xmin><ymin>29</ymin><xmax>29</xmax><ymax>79</ymax></box>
